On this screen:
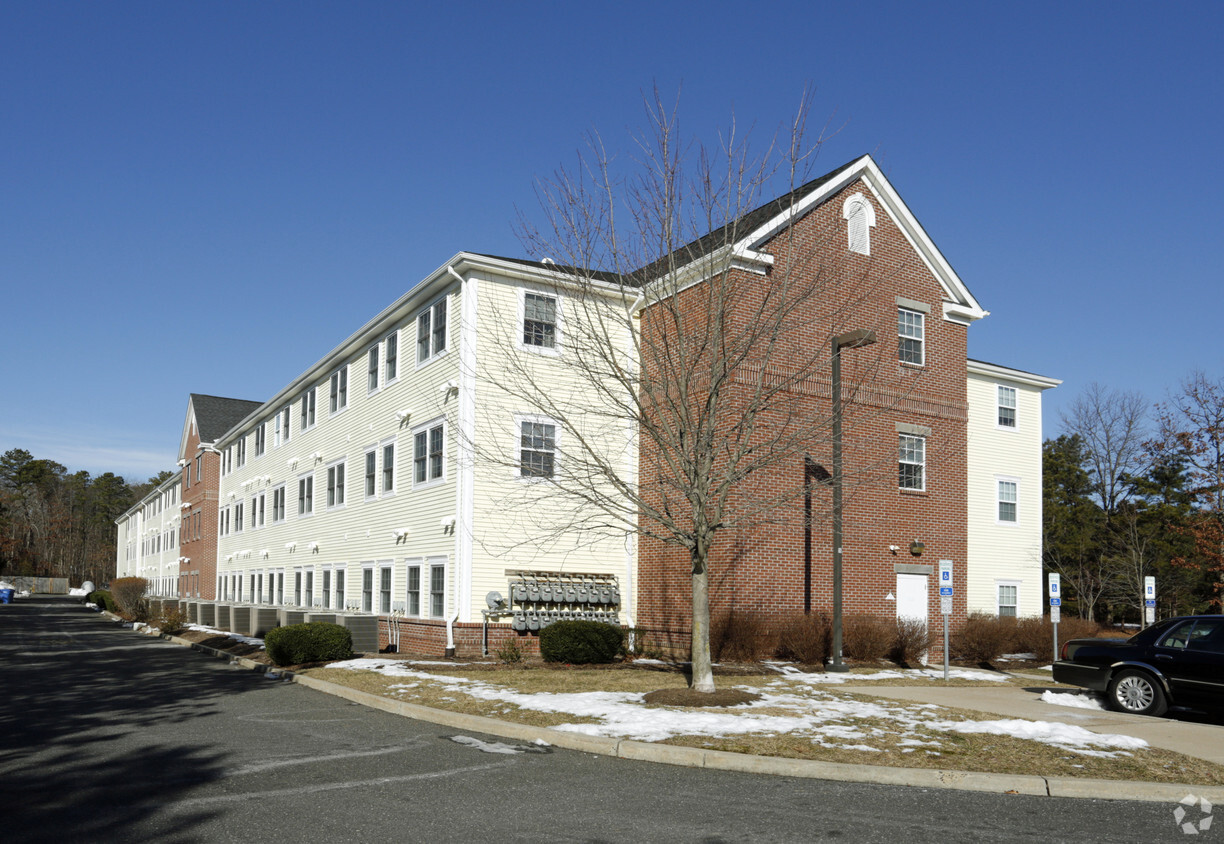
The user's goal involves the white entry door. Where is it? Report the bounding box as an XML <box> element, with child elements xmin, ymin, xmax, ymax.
<box><xmin>896</xmin><ymin>573</ymin><xmax>929</xmax><ymax>626</ymax></box>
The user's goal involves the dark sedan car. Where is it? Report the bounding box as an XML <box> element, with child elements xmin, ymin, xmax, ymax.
<box><xmin>1052</xmin><ymin>615</ymin><xmax>1224</xmax><ymax>717</ymax></box>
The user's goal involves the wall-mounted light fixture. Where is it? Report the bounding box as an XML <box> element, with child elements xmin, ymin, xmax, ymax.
<box><xmin>909</xmin><ymin>540</ymin><xmax>925</xmax><ymax>557</ymax></box>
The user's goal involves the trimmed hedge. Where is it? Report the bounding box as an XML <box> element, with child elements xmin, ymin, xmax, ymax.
<box><xmin>539</xmin><ymin>620</ymin><xmax>623</xmax><ymax>664</ymax></box>
<box><xmin>88</xmin><ymin>590</ymin><xmax>115</xmax><ymax>612</ymax></box>
<box><xmin>265</xmin><ymin>622</ymin><xmax>353</xmax><ymax>666</ymax></box>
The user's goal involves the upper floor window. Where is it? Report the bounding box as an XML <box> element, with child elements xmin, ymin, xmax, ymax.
<box><xmin>327</xmin><ymin>460</ymin><xmax>346</xmax><ymax>509</ymax></box>
<box><xmin>997</xmin><ymin>385</ymin><xmax>1017</xmax><ymax>429</ymax></box>
<box><xmin>898</xmin><ymin>308</ymin><xmax>924</xmax><ymax>366</ymax></box>
<box><xmin>364</xmin><ymin>448</ymin><xmax>377</xmax><ymax>499</ymax></box>
<box><xmin>417</xmin><ymin>298</ymin><xmax>448</xmax><ymax>364</ymax></box>
<box><xmin>367</xmin><ymin>345</ymin><xmax>380</xmax><ymax>394</ymax></box>
<box><xmin>899</xmin><ymin>434</ymin><xmax>925</xmax><ymax>491</ymax></box>
<box><xmin>997</xmin><ymin>478</ymin><xmax>1018</xmax><ymax>523</ymax></box>
<box><xmin>254</xmin><ymin>423</ymin><xmax>266</xmax><ymax>457</ymax></box>
<box><xmin>381</xmin><ymin>439</ymin><xmax>396</xmax><ymax>495</ymax></box>
<box><xmin>297</xmin><ymin>474</ymin><xmax>314</xmax><ymax>517</ymax></box>
<box><xmin>413</xmin><ymin>422</ymin><xmax>445</xmax><ymax>486</ymax></box>
<box><xmin>300</xmin><ymin>387</ymin><xmax>317</xmax><ymax>431</ymax></box>
<box><xmin>385</xmin><ymin>330</ymin><xmax>399</xmax><ymax>383</ymax></box>
<box><xmin>523</xmin><ymin>292</ymin><xmax>558</xmax><ymax>350</ymax></box>
<box><xmin>329</xmin><ymin>366</ymin><xmax>348</xmax><ymax>414</ymax></box>
<box><xmin>276</xmin><ymin>406</ymin><xmax>291</xmax><ymax>447</ymax></box>
<box><xmin>842</xmin><ymin>193</ymin><xmax>876</xmax><ymax>255</ymax></box>
<box><xmin>236</xmin><ymin>436</ymin><xmax>246</xmax><ymax>469</ymax></box>
<box><xmin>520</xmin><ymin>419</ymin><xmax>556</xmax><ymax>479</ymax></box>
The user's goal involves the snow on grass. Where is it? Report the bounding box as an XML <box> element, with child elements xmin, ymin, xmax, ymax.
<box><xmin>1041</xmin><ymin>690</ymin><xmax>1105</xmax><ymax>710</ymax></box>
<box><xmin>330</xmin><ymin>657</ymin><xmax>1146</xmax><ymax>757</ymax></box>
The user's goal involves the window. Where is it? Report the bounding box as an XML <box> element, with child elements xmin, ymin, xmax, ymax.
<box><xmin>322</xmin><ymin>568</ymin><xmax>331</xmax><ymax>609</ymax></box>
<box><xmin>361</xmin><ymin>566</ymin><xmax>374</xmax><ymax>613</ymax></box>
<box><xmin>523</xmin><ymin>292</ymin><xmax>557</xmax><ymax>349</ymax></box>
<box><xmin>304</xmin><ymin>569</ymin><xmax>314</xmax><ymax>607</ymax></box>
<box><xmin>236</xmin><ymin>437</ymin><xmax>246</xmax><ymax>468</ymax></box>
<box><xmin>300</xmin><ymin>387</ymin><xmax>317</xmax><ymax>431</ymax></box>
<box><xmin>406</xmin><ymin>564</ymin><xmax>420</xmax><ymax>616</ymax></box>
<box><xmin>379</xmin><ymin>564</ymin><xmax>392</xmax><ymax>614</ymax></box>
<box><xmin>196</xmin><ymin>454</ymin><xmax>202</xmax><ymax>483</ymax></box>
<box><xmin>997</xmin><ymin>385</ymin><xmax>1017</xmax><ymax>429</ymax></box>
<box><xmin>254</xmin><ymin>423</ymin><xmax>266</xmax><ymax>457</ymax></box>
<box><xmin>364</xmin><ymin>448</ymin><xmax>377</xmax><ymax>499</ymax></box>
<box><xmin>842</xmin><ymin>193</ymin><xmax>876</xmax><ymax>255</ymax></box>
<box><xmin>329</xmin><ymin>366</ymin><xmax>348</xmax><ymax>414</ymax></box>
<box><xmin>899</xmin><ymin>434</ymin><xmax>925</xmax><ymax>491</ymax></box>
<box><xmin>898</xmin><ymin>308</ymin><xmax>925</xmax><ymax>366</ymax></box>
<box><xmin>413</xmin><ymin>422</ymin><xmax>444</xmax><ymax>485</ymax></box>
<box><xmin>219</xmin><ymin>507</ymin><xmax>230</xmax><ymax>537</ymax></box>
<box><xmin>253</xmin><ymin>493</ymin><xmax>265</xmax><ymax>529</ymax></box>
<box><xmin>416</xmin><ymin>298</ymin><xmax>447</xmax><ymax>364</ymax></box>
<box><xmin>430</xmin><ymin>563</ymin><xmax>445</xmax><ymax>618</ymax></box>
<box><xmin>275</xmin><ymin>570</ymin><xmax>284</xmax><ymax>605</ymax></box>
<box><xmin>998</xmin><ymin>479</ymin><xmax>1018</xmax><ymax>523</ymax></box>
<box><xmin>520</xmin><ymin>420</ymin><xmax>556</xmax><ymax>478</ymax></box>
<box><xmin>998</xmin><ymin>583</ymin><xmax>1018</xmax><ymax>618</ymax></box>
<box><xmin>298</xmin><ymin>474</ymin><xmax>314</xmax><ymax>516</ymax></box>
<box><xmin>279</xmin><ymin>406</ymin><xmax>291</xmax><ymax>447</ymax></box>
<box><xmin>385</xmin><ymin>330</ymin><xmax>398</xmax><ymax>383</ymax></box>
<box><xmin>327</xmin><ymin>461</ymin><xmax>346</xmax><ymax>509</ymax></box>
<box><xmin>367</xmin><ymin>346</ymin><xmax>380</xmax><ymax>393</ymax></box>
<box><xmin>293</xmin><ymin>569</ymin><xmax>302</xmax><ymax>605</ymax></box>
<box><xmin>221</xmin><ymin>447</ymin><xmax>232</xmax><ymax>477</ymax></box>
<box><xmin>335</xmin><ymin>567</ymin><xmax>345</xmax><ymax>610</ymax></box>
<box><xmin>233</xmin><ymin>501</ymin><xmax>244</xmax><ymax>533</ymax></box>
<box><xmin>381</xmin><ymin>440</ymin><xmax>395</xmax><ymax>495</ymax></box>
<box><xmin>272</xmin><ymin>485</ymin><xmax>286</xmax><ymax>524</ymax></box>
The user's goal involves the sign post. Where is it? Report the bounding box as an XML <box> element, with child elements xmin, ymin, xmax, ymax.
<box><xmin>1144</xmin><ymin>576</ymin><xmax>1156</xmax><ymax>626</ymax></box>
<box><xmin>1049</xmin><ymin>573</ymin><xmax>1061</xmax><ymax>660</ymax></box>
<box><xmin>939</xmin><ymin>560</ymin><xmax>953</xmax><ymax>681</ymax></box>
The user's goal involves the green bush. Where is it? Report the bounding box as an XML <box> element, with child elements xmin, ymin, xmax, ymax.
<box><xmin>539</xmin><ymin>620</ymin><xmax>623</xmax><ymax>664</ymax></box>
<box><xmin>265</xmin><ymin>622</ymin><xmax>354</xmax><ymax>666</ymax></box>
<box><xmin>88</xmin><ymin>590</ymin><xmax>115</xmax><ymax>612</ymax></box>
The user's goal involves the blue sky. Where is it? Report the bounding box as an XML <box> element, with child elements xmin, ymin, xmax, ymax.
<box><xmin>2</xmin><ymin>2</ymin><xmax>1221</xmax><ymax>483</ymax></box>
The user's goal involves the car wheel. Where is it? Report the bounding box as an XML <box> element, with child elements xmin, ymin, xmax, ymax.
<box><xmin>1107</xmin><ymin>669</ymin><xmax>1168</xmax><ymax>717</ymax></box>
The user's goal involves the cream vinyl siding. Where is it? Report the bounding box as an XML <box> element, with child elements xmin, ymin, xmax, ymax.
<box><xmin>965</xmin><ymin>364</ymin><xmax>1056</xmax><ymax>618</ymax></box>
<box><xmin>216</xmin><ymin>291</ymin><xmax>461</xmax><ymax>613</ymax></box>
<box><xmin>115</xmin><ymin>472</ymin><xmax>182</xmax><ymax>596</ymax></box>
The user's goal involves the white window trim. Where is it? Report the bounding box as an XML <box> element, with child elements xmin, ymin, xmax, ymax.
<box><xmin>514</xmin><ymin>413</ymin><xmax>559</xmax><ymax>482</ymax></box>
<box><xmin>404</xmin><ymin>558</ymin><xmax>423</xmax><ymax>617</ymax></box>
<box><xmin>384</xmin><ymin>328</ymin><xmax>400</xmax><ymax>386</ymax></box>
<box><xmin>379</xmin><ymin>436</ymin><xmax>397</xmax><ymax>498</ymax></box>
<box><xmin>360</xmin><ymin>562</ymin><xmax>376</xmax><ymax>613</ymax></box>
<box><xmin>517</xmin><ymin>286</ymin><xmax>563</xmax><ymax>356</ymax></box>
<box><xmin>996</xmin><ymin>579</ymin><xmax>1021</xmax><ymax>617</ymax></box>
<box><xmin>899</xmin><ymin>433</ymin><xmax>926</xmax><ymax>492</ymax></box>
<box><xmin>898</xmin><ymin>307</ymin><xmax>925</xmax><ymax>367</ymax></box>
<box><xmin>377</xmin><ymin>560</ymin><xmax>394</xmax><ymax>615</ymax></box>
<box><xmin>427</xmin><ymin>556</ymin><xmax>447</xmax><ymax>619</ymax></box>
<box><xmin>842</xmin><ymin>192</ymin><xmax>876</xmax><ymax>256</ymax></box>
<box><xmin>996</xmin><ymin>384</ymin><xmax>1018</xmax><ymax>431</ymax></box>
<box><xmin>271</xmin><ymin>483</ymin><xmax>287</xmax><ymax>525</ymax></box>
<box><xmin>326</xmin><ymin>458</ymin><xmax>347</xmax><ymax>511</ymax></box>
<box><xmin>366</xmin><ymin>344</ymin><xmax>381</xmax><ymax>396</ymax></box>
<box><xmin>329</xmin><ymin>365</ymin><xmax>349</xmax><ymax>416</ymax></box>
<box><xmin>297</xmin><ymin>471</ymin><xmax>314</xmax><ymax>519</ymax></box>
<box><xmin>415</xmin><ymin>296</ymin><xmax>449</xmax><ymax>368</ymax></box>
<box><xmin>300</xmin><ymin>386</ymin><xmax>318</xmax><ymax>432</ymax></box>
<box><xmin>411</xmin><ymin>417</ymin><xmax>447</xmax><ymax>489</ymax></box>
<box><xmin>996</xmin><ymin>476</ymin><xmax>1020</xmax><ymax>525</ymax></box>
<box><xmin>333</xmin><ymin>563</ymin><xmax>347</xmax><ymax>611</ymax></box>
<box><xmin>363</xmin><ymin>445</ymin><xmax>379</xmax><ymax>501</ymax></box>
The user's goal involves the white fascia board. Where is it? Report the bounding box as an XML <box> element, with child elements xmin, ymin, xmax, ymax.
<box><xmin>177</xmin><ymin>397</ymin><xmax>198</xmax><ymax>463</ymax></box>
<box><xmin>967</xmin><ymin>359</ymin><xmax>1062</xmax><ymax>390</ymax></box>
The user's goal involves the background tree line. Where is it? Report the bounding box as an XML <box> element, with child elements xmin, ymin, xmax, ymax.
<box><xmin>0</xmin><ymin>448</ymin><xmax>171</xmax><ymax>586</ymax></box>
<box><xmin>1044</xmin><ymin>373</ymin><xmax>1224</xmax><ymax>621</ymax></box>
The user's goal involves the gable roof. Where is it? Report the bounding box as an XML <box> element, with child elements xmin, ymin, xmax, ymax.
<box><xmin>179</xmin><ymin>393</ymin><xmax>263</xmax><ymax>459</ymax></box>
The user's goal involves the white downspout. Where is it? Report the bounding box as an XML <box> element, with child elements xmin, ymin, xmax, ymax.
<box><xmin>444</xmin><ymin>264</ymin><xmax>476</xmax><ymax>656</ymax></box>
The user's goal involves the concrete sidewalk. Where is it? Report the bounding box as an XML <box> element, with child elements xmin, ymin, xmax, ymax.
<box><xmin>840</xmin><ymin>675</ymin><xmax>1224</xmax><ymax>766</ymax></box>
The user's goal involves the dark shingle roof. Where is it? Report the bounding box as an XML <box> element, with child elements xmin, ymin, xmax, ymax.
<box><xmin>191</xmin><ymin>394</ymin><xmax>263</xmax><ymax>443</ymax></box>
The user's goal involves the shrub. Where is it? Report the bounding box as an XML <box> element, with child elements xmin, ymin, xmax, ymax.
<box><xmin>890</xmin><ymin>617</ymin><xmax>932</xmax><ymax>666</ymax></box>
<box><xmin>110</xmin><ymin>577</ymin><xmax>150</xmax><ymax>621</ymax></box>
<box><xmin>951</xmin><ymin>611</ymin><xmax>1014</xmax><ymax>664</ymax></box>
<box><xmin>539</xmin><ymin>620</ymin><xmax>623</xmax><ymax>664</ymax></box>
<box><xmin>155</xmin><ymin>607</ymin><xmax>188</xmax><ymax>634</ymax></box>
<box><xmin>841</xmin><ymin>613</ymin><xmax>893</xmax><ymax>661</ymax></box>
<box><xmin>494</xmin><ymin>638</ymin><xmax>525</xmax><ymax>665</ymax></box>
<box><xmin>775</xmin><ymin>612</ymin><xmax>832</xmax><ymax>665</ymax></box>
<box><xmin>710</xmin><ymin>610</ymin><xmax>775</xmax><ymax>662</ymax></box>
<box><xmin>88</xmin><ymin>590</ymin><xmax>115</xmax><ymax>613</ymax></box>
<box><xmin>1010</xmin><ymin>615</ymin><xmax>1105</xmax><ymax>663</ymax></box>
<box><xmin>265</xmin><ymin>622</ymin><xmax>354</xmax><ymax>666</ymax></box>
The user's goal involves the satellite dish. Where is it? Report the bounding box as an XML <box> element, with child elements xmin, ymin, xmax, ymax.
<box><xmin>486</xmin><ymin>591</ymin><xmax>506</xmax><ymax>609</ymax></box>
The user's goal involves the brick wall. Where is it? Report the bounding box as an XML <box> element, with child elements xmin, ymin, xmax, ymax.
<box><xmin>178</xmin><ymin>428</ymin><xmax>221</xmax><ymax>601</ymax></box>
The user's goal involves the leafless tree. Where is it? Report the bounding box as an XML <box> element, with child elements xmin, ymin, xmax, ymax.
<box><xmin>471</xmin><ymin>89</ymin><xmax>898</xmax><ymax>692</ymax></box>
<box><xmin>1060</xmin><ymin>383</ymin><xmax>1149</xmax><ymax>516</ymax></box>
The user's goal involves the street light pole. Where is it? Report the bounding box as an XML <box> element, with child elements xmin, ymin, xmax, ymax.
<box><xmin>829</xmin><ymin>328</ymin><xmax>876</xmax><ymax>672</ymax></box>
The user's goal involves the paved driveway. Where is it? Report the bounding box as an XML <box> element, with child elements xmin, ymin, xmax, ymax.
<box><xmin>0</xmin><ymin>598</ymin><xmax>1206</xmax><ymax>843</ymax></box>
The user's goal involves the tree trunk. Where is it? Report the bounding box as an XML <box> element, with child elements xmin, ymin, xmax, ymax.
<box><xmin>690</xmin><ymin>554</ymin><xmax>715</xmax><ymax>692</ymax></box>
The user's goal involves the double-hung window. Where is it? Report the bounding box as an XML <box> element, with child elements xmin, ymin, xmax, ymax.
<box><xmin>329</xmin><ymin>366</ymin><xmax>348</xmax><ymax>414</ymax></box>
<box><xmin>406</xmin><ymin>563</ymin><xmax>421</xmax><ymax>616</ymax></box>
<box><xmin>997</xmin><ymin>385</ymin><xmax>1017</xmax><ymax>429</ymax></box>
<box><xmin>361</xmin><ymin>565</ymin><xmax>374</xmax><ymax>613</ymax></box>
<box><xmin>379</xmin><ymin>564</ymin><xmax>392</xmax><ymax>614</ymax></box>
<box><xmin>236</xmin><ymin>437</ymin><xmax>246</xmax><ymax>468</ymax></box>
<box><xmin>233</xmin><ymin>501</ymin><xmax>244</xmax><ymax>533</ymax></box>
<box><xmin>899</xmin><ymin>434</ymin><xmax>925</xmax><ymax>491</ymax></box>
<box><xmin>327</xmin><ymin>460</ymin><xmax>346</xmax><ymax>509</ymax></box>
<box><xmin>255</xmin><ymin>423</ymin><xmax>266</xmax><ymax>457</ymax></box>
<box><xmin>367</xmin><ymin>345</ymin><xmax>380</xmax><ymax>394</ymax></box>
<box><xmin>272</xmin><ymin>485</ymin><xmax>286</xmax><ymax>524</ymax></box>
<box><xmin>898</xmin><ymin>308</ymin><xmax>925</xmax><ymax>366</ymax></box>
<box><xmin>523</xmin><ymin>292</ymin><xmax>558</xmax><ymax>350</ymax></box>
<box><xmin>430</xmin><ymin>562</ymin><xmax>445</xmax><ymax>618</ymax></box>
<box><xmin>297</xmin><ymin>474</ymin><xmax>313</xmax><ymax>517</ymax></box>
<box><xmin>335</xmin><ymin>566</ymin><xmax>345</xmax><ymax>610</ymax></box>
<box><xmin>417</xmin><ymin>298</ymin><xmax>448</xmax><ymax>364</ymax></box>
<box><xmin>998</xmin><ymin>583</ymin><xmax>1018</xmax><ymax>618</ymax></box>
<box><xmin>997</xmin><ymin>478</ymin><xmax>1018</xmax><ymax>523</ymax></box>
<box><xmin>413</xmin><ymin>422</ymin><xmax>444</xmax><ymax>486</ymax></box>
<box><xmin>381</xmin><ymin>439</ymin><xmax>396</xmax><ymax>495</ymax></box>
<box><xmin>364</xmin><ymin>448</ymin><xmax>377</xmax><ymax>499</ymax></box>
<box><xmin>520</xmin><ymin>419</ymin><xmax>556</xmax><ymax>479</ymax></box>
<box><xmin>300</xmin><ymin>387</ymin><xmax>316</xmax><ymax>431</ymax></box>
<box><xmin>384</xmin><ymin>330</ymin><xmax>399</xmax><ymax>383</ymax></box>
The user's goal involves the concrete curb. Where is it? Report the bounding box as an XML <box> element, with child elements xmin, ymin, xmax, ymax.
<box><xmin>128</xmin><ymin>621</ymin><xmax>1224</xmax><ymax>804</ymax></box>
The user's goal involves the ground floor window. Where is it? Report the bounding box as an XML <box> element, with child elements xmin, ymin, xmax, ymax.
<box><xmin>998</xmin><ymin>582</ymin><xmax>1019</xmax><ymax>617</ymax></box>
